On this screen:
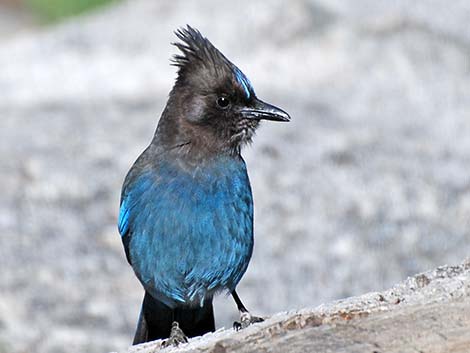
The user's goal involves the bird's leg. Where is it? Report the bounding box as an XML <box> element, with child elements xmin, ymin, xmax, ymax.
<box><xmin>232</xmin><ymin>290</ymin><xmax>264</xmax><ymax>331</ymax></box>
<box><xmin>161</xmin><ymin>321</ymin><xmax>188</xmax><ymax>348</ymax></box>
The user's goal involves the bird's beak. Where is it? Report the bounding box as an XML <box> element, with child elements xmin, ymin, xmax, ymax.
<box><xmin>240</xmin><ymin>98</ymin><xmax>290</xmax><ymax>122</ymax></box>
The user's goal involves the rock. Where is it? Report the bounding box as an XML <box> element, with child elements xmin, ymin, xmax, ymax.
<box><xmin>123</xmin><ymin>260</ymin><xmax>470</xmax><ymax>353</ymax></box>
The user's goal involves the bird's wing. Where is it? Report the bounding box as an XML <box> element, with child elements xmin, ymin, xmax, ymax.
<box><xmin>118</xmin><ymin>194</ymin><xmax>131</xmax><ymax>237</ymax></box>
<box><xmin>118</xmin><ymin>191</ymin><xmax>133</xmax><ymax>264</ymax></box>
<box><xmin>118</xmin><ymin>173</ymin><xmax>154</xmax><ymax>265</ymax></box>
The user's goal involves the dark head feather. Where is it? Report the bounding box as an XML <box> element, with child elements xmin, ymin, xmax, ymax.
<box><xmin>172</xmin><ymin>26</ymin><xmax>228</xmax><ymax>71</ymax></box>
<box><xmin>171</xmin><ymin>26</ymin><xmax>254</xmax><ymax>99</ymax></box>
<box><xmin>154</xmin><ymin>26</ymin><xmax>266</xmax><ymax>155</ymax></box>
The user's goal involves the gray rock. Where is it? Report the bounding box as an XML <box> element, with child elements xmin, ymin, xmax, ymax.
<box><xmin>123</xmin><ymin>260</ymin><xmax>470</xmax><ymax>353</ymax></box>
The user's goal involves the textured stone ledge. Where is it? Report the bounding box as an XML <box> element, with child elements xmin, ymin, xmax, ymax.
<box><xmin>121</xmin><ymin>260</ymin><xmax>470</xmax><ymax>353</ymax></box>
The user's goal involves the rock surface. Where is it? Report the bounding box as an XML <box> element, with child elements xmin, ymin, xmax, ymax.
<box><xmin>123</xmin><ymin>261</ymin><xmax>470</xmax><ymax>353</ymax></box>
<box><xmin>1</xmin><ymin>1</ymin><xmax>470</xmax><ymax>353</ymax></box>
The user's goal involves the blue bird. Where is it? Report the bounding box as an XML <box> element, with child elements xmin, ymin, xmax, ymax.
<box><xmin>118</xmin><ymin>26</ymin><xmax>290</xmax><ymax>346</ymax></box>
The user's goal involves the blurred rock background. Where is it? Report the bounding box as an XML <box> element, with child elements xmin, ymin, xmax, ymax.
<box><xmin>0</xmin><ymin>1</ymin><xmax>469</xmax><ymax>352</ymax></box>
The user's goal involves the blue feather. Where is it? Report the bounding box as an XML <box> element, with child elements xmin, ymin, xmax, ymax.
<box><xmin>120</xmin><ymin>155</ymin><xmax>253</xmax><ymax>308</ymax></box>
<box><xmin>118</xmin><ymin>199</ymin><xmax>131</xmax><ymax>236</ymax></box>
<box><xmin>234</xmin><ymin>67</ymin><xmax>253</xmax><ymax>99</ymax></box>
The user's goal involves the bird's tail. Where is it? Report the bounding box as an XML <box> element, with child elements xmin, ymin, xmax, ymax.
<box><xmin>133</xmin><ymin>291</ymin><xmax>215</xmax><ymax>345</ymax></box>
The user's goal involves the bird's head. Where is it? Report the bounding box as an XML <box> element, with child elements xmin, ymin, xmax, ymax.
<box><xmin>156</xmin><ymin>26</ymin><xmax>290</xmax><ymax>156</ymax></box>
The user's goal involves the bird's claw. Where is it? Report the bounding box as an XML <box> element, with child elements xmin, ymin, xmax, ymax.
<box><xmin>161</xmin><ymin>322</ymin><xmax>188</xmax><ymax>348</ymax></box>
<box><xmin>233</xmin><ymin>312</ymin><xmax>264</xmax><ymax>331</ymax></box>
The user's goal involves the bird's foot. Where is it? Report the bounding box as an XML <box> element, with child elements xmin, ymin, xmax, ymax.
<box><xmin>161</xmin><ymin>322</ymin><xmax>188</xmax><ymax>348</ymax></box>
<box><xmin>233</xmin><ymin>311</ymin><xmax>264</xmax><ymax>331</ymax></box>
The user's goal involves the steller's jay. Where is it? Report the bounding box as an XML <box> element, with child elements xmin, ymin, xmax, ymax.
<box><xmin>118</xmin><ymin>26</ymin><xmax>290</xmax><ymax>346</ymax></box>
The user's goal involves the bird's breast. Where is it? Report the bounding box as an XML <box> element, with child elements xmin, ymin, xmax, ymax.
<box><xmin>128</xmin><ymin>156</ymin><xmax>254</xmax><ymax>307</ymax></box>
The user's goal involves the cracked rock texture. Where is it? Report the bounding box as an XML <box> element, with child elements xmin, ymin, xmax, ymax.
<box><xmin>1</xmin><ymin>1</ymin><xmax>470</xmax><ymax>353</ymax></box>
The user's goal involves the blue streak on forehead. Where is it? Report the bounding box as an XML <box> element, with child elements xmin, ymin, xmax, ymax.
<box><xmin>234</xmin><ymin>67</ymin><xmax>253</xmax><ymax>99</ymax></box>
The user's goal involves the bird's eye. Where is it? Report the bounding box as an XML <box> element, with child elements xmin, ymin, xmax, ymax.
<box><xmin>216</xmin><ymin>96</ymin><xmax>230</xmax><ymax>109</ymax></box>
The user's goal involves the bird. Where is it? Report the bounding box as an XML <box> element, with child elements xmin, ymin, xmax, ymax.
<box><xmin>118</xmin><ymin>25</ymin><xmax>290</xmax><ymax>346</ymax></box>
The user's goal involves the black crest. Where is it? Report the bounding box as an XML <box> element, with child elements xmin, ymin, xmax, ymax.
<box><xmin>171</xmin><ymin>25</ymin><xmax>254</xmax><ymax>99</ymax></box>
<box><xmin>172</xmin><ymin>26</ymin><xmax>227</xmax><ymax>68</ymax></box>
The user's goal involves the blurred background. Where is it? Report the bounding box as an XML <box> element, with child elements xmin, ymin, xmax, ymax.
<box><xmin>1</xmin><ymin>1</ymin><xmax>469</xmax><ymax>352</ymax></box>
